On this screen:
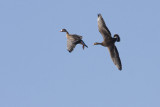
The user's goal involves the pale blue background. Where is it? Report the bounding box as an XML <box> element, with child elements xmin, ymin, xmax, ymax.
<box><xmin>0</xmin><ymin>0</ymin><xmax>160</xmax><ymax>107</ymax></box>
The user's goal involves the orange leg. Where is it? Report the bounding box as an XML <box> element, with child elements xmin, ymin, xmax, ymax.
<box><xmin>83</xmin><ymin>45</ymin><xmax>84</xmax><ymax>50</ymax></box>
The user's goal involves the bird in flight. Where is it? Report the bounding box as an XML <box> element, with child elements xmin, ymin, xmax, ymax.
<box><xmin>94</xmin><ymin>14</ymin><xmax>122</xmax><ymax>70</ymax></box>
<box><xmin>60</xmin><ymin>29</ymin><xmax>88</xmax><ymax>53</ymax></box>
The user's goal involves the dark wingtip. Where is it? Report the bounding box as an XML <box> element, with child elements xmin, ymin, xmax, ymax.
<box><xmin>119</xmin><ymin>67</ymin><xmax>122</xmax><ymax>71</ymax></box>
<box><xmin>68</xmin><ymin>50</ymin><xmax>72</xmax><ymax>53</ymax></box>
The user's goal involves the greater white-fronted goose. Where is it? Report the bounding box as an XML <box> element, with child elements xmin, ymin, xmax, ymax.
<box><xmin>94</xmin><ymin>14</ymin><xmax>122</xmax><ymax>70</ymax></box>
<box><xmin>60</xmin><ymin>29</ymin><xmax>88</xmax><ymax>53</ymax></box>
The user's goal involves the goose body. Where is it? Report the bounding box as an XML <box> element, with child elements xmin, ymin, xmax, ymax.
<box><xmin>60</xmin><ymin>29</ymin><xmax>88</xmax><ymax>52</ymax></box>
<box><xmin>94</xmin><ymin>14</ymin><xmax>122</xmax><ymax>70</ymax></box>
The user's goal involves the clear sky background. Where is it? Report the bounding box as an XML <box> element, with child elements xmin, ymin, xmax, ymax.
<box><xmin>0</xmin><ymin>0</ymin><xmax>160</xmax><ymax>107</ymax></box>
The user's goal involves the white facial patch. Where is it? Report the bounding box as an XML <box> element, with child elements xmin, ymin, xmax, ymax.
<box><xmin>97</xmin><ymin>17</ymin><xmax>100</xmax><ymax>21</ymax></box>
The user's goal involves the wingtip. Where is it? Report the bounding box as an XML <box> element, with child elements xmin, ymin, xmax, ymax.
<box><xmin>118</xmin><ymin>67</ymin><xmax>122</xmax><ymax>71</ymax></box>
<box><xmin>68</xmin><ymin>50</ymin><xmax>72</xmax><ymax>53</ymax></box>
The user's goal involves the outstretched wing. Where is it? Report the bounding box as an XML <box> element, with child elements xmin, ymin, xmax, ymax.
<box><xmin>107</xmin><ymin>44</ymin><xmax>122</xmax><ymax>70</ymax></box>
<box><xmin>67</xmin><ymin>35</ymin><xmax>82</xmax><ymax>52</ymax></box>
<box><xmin>97</xmin><ymin>14</ymin><xmax>112</xmax><ymax>40</ymax></box>
<box><xmin>67</xmin><ymin>37</ymin><xmax>77</xmax><ymax>52</ymax></box>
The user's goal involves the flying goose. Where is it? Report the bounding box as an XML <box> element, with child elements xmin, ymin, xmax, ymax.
<box><xmin>60</xmin><ymin>29</ymin><xmax>88</xmax><ymax>53</ymax></box>
<box><xmin>94</xmin><ymin>14</ymin><xmax>122</xmax><ymax>70</ymax></box>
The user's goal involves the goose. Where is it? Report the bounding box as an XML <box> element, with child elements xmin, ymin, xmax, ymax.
<box><xmin>60</xmin><ymin>29</ymin><xmax>88</xmax><ymax>53</ymax></box>
<box><xmin>94</xmin><ymin>14</ymin><xmax>122</xmax><ymax>70</ymax></box>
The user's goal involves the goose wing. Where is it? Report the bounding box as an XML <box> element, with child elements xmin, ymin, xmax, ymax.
<box><xmin>97</xmin><ymin>14</ymin><xmax>112</xmax><ymax>40</ymax></box>
<box><xmin>108</xmin><ymin>44</ymin><xmax>122</xmax><ymax>70</ymax></box>
<box><xmin>67</xmin><ymin>35</ymin><xmax>81</xmax><ymax>52</ymax></box>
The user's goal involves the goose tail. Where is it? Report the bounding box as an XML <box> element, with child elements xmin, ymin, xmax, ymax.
<box><xmin>81</xmin><ymin>40</ymin><xmax>88</xmax><ymax>49</ymax></box>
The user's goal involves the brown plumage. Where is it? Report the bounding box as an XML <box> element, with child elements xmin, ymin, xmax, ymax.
<box><xmin>94</xmin><ymin>14</ymin><xmax>122</xmax><ymax>70</ymax></box>
<box><xmin>60</xmin><ymin>29</ymin><xmax>88</xmax><ymax>53</ymax></box>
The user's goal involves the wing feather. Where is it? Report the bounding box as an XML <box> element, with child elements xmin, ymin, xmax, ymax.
<box><xmin>108</xmin><ymin>45</ymin><xmax>122</xmax><ymax>70</ymax></box>
<box><xmin>67</xmin><ymin>38</ymin><xmax>77</xmax><ymax>52</ymax></box>
<box><xmin>67</xmin><ymin>34</ymin><xmax>82</xmax><ymax>52</ymax></box>
<box><xmin>97</xmin><ymin>14</ymin><xmax>112</xmax><ymax>40</ymax></box>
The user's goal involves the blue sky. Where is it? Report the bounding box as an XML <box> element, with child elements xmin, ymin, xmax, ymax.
<box><xmin>0</xmin><ymin>0</ymin><xmax>160</xmax><ymax>107</ymax></box>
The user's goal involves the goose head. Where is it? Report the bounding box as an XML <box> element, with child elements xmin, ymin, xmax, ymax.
<box><xmin>60</xmin><ymin>29</ymin><xmax>67</xmax><ymax>32</ymax></box>
<box><xmin>114</xmin><ymin>34</ymin><xmax>120</xmax><ymax>42</ymax></box>
<box><xmin>97</xmin><ymin>13</ymin><xmax>102</xmax><ymax>17</ymax></box>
